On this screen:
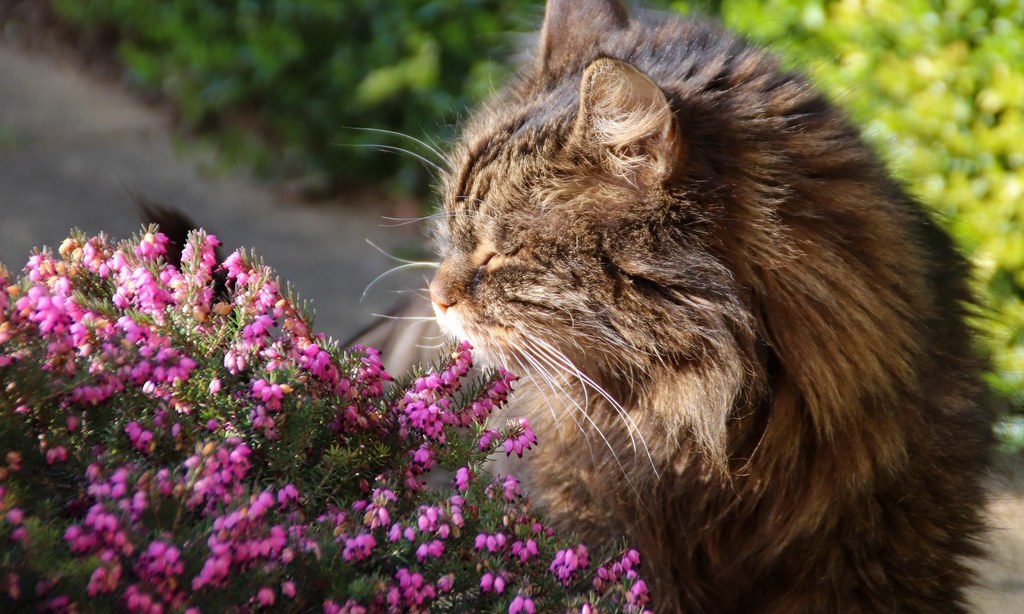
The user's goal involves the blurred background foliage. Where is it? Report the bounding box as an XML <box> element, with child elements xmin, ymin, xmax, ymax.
<box><xmin>47</xmin><ymin>0</ymin><xmax>1023</xmax><ymax>425</ymax></box>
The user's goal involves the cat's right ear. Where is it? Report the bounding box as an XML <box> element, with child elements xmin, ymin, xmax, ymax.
<box><xmin>539</xmin><ymin>0</ymin><xmax>629</xmax><ymax>76</ymax></box>
<box><xmin>573</xmin><ymin>58</ymin><xmax>680</xmax><ymax>185</ymax></box>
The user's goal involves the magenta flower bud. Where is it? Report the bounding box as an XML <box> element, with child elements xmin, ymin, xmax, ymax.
<box><xmin>454</xmin><ymin>467</ymin><xmax>472</xmax><ymax>492</ymax></box>
<box><xmin>480</xmin><ymin>572</ymin><xmax>494</xmax><ymax>592</ymax></box>
<box><xmin>257</xmin><ymin>586</ymin><xmax>275</xmax><ymax>606</ymax></box>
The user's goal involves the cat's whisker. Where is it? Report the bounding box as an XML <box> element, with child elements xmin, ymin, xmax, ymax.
<box><xmin>364</xmin><ymin>239</ymin><xmax>440</xmax><ymax>266</ymax></box>
<box><xmin>379</xmin><ymin>213</ymin><xmax>446</xmax><ymax>227</ymax></box>
<box><xmin>506</xmin><ymin>353</ymin><xmax>565</xmax><ymax>433</ymax></box>
<box><xmin>339</xmin><ymin>126</ymin><xmax>447</xmax><ymax>164</ymax></box>
<box><xmin>518</xmin><ymin>346</ymin><xmax>649</xmax><ymax>501</ymax></box>
<box><xmin>514</xmin><ymin>350</ymin><xmax>601</xmax><ymax>468</ymax></box>
<box><xmin>361</xmin><ymin>262</ymin><xmax>440</xmax><ymax>303</ymax></box>
<box><xmin>526</xmin><ymin>337</ymin><xmax>658</xmax><ymax>476</ymax></box>
<box><xmin>415</xmin><ymin>342</ymin><xmax>447</xmax><ymax>351</ymax></box>
<box><xmin>369</xmin><ymin>313</ymin><xmax>436</xmax><ymax>322</ymax></box>
<box><xmin>334</xmin><ymin>142</ymin><xmax>444</xmax><ymax>174</ymax></box>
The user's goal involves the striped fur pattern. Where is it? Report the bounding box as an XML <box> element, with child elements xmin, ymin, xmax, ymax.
<box><xmin>427</xmin><ymin>1</ymin><xmax>994</xmax><ymax>611</ymax></box>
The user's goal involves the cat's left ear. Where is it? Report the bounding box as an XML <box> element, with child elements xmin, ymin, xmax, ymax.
<box><xmin>574</xmin><ymin>58</ymin><xmax>679</xmax><ymax>183</ymax></box>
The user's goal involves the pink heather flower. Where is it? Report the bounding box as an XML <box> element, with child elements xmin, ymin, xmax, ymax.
<box><xmin>277</xmin><ymin>484</ymin><xmax>299</xmax><ymax>507</ymax></box>
<box><xmin>550</xmin><ymin>544</ymin><xmax>590</xmax><ymax>584</ymax></box>
<box><xmin>416</xmin><ymin>506</ymin><xmax>442</xmax><ymax>533</ymax></box>
<box><xmin>628</xmin><ymin>579</ymin><xmax>651</xmax><ymax>608</ymax></box>
<box><xmin>512</xmin><ymin>539</ymin><xmax>539</xmax><ymax>563</ymax></box>
<box><xmin>415</xmin><ymin>539</ymin><xmax>444</xmax><ymax>562</ymax></box>
<box><xmin>454</xmin><ymin>466</ymin><xmax>472</xmax><ymax>492</ymax></box>
<box><xmin>342</xmin><ymin>533</ymin><xmax>376</xmax><ymax>562</ymax></box>
<box><xmin>282</xmin><ymin>581</ymin><xmax>297</xmax><ymax>598</ymax></box>
<box><xmin>257</xmin><ymin>586</ymin><xmax>276</xmax><ymax>606</ymax></box>
<box><xmin>479</xmin><ymin>572</ymin><xmax>506</xmax><ymax>594</ymax></box>
<box><xmin>503</xmin><ymin>418</ymin><xmax>538</xmax><ymax>457</ymax></box>
<box><xmin>208</xmin><ymin>378</ymin><xmax>222</xmax><ymax>394</ymax></box>
<box><xmin>45</xmin><ymin>445</ymin><xmax>67</xmax><ymax>464</ymax></box>
<box><xmin>436</xmin><ymin>574</ymin><xmax>454</xmax><ymax>594</ymax></box>
<box><xmin>411</xmin><ymin>445</ymin><xmax>433</xmax><ymax>469</ymax></box>
<box><xmin>223</xmin><ymin>252</ymin><xmax>247</xmax><ymax>281</ymax></box>
<box><xmin>478</xmin><ymin>429</ymin><xmax>500</xmax><ymax>451</ymax></box>
<box><xmin>509</xmin><ymin>594</ymin><xmax>536</xmax><ymax>614</ymax></box>
<box><xmin>393</xmin><ymin>568</ymin><xmax>435</xmax><ymax>607</ymax></box>
<box><xmin>474</xmin><ymin>532</ymin><xmax>507</xmax><ymax>553</ymax></box>
<box><xmin>5</xmin><ymin>508</ymin><xmax>24</xmax><ymax>525</ymax></box>
<box><xmin>223</xmin><ymin>349</ymin><xmax>246</xmax><ymax>373</ymax></box>
<box><xmin>180</xmin><ymin>233</ymin><xmax>220</xmax><ymax>282</ymax></box>
<box><xmin>134</xmin><ymin>232</ymin><xmax>169</xmax><ymax>261</ymax></box>
<box><xmin>501</xmin><ymin>475</ymin><xmax>521</xmax><ymax>501</ymax></box>
<box><xmin>124</xmin><ymin>421</ymin><xmax>156</xmax><ymax>454</ymax></box>
<box><xmin>87</xmin><ymin>564</ymin><xmax>122</xmax><ymax>596</ymax></box>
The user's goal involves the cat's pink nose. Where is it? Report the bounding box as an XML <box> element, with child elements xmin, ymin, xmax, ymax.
<box><xmin>429</xmin><ymin>276</ymin><xmax>456</xmax><ymax>313</ymax></box>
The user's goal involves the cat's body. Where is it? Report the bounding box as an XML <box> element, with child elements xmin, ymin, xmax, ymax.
<box><xmin>428</xmin><ymin>1</ymin><xmax>993</xmax><ymax>611</ymax></box>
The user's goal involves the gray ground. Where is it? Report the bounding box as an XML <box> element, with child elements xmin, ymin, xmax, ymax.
<box><xmin>0</xmin><ymin>42</ymin><xmax>428</xmax><ymax>343</ymax></box>
<box><xmin>0</xmin><ymin>41</ymin><xmax>1021</xmax><ymax>612</ymax></box>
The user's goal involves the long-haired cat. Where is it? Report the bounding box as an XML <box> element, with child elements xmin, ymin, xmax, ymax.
<box><xmin>427</xmin><ymin>0</ymin><xmax>994</xmax><ymax>611</ymax></box>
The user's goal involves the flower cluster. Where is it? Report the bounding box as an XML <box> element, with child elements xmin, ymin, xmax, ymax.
<box><xmin>0</xmin><ymin>228</ymin><xmax>651</xmax><ymax>612</ymax></box>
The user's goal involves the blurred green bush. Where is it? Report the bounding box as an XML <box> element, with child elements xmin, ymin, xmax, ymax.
<box><xmin>53</xmin><ymin>0</ymin><xmax>1021</xmax><ymax>414</ymax></box>
<box><xmin>52</xmin><ymin>0</ymin><xmax>539</xmax><ymax>194</ymax></box>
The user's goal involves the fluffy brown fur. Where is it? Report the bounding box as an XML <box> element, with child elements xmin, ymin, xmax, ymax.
<box><xmin>428</xmin><ymin>1</ymin><xmax>994</xmax><ymax>611</ymax></box>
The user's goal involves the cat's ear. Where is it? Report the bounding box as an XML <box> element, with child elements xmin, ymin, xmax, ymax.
<box><xmin>539</xmin><ymin>0</ymin><xmax>629</xmax><ymax>76</ymax></box>
<box><xmin>574</xmin><ymin>58</ymin><xmax>678</xmax><ymax>182</ymax></box>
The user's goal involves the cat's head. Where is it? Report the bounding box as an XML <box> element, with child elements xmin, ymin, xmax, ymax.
<box><xmin>428</xmin><ymin>0</ymin><xmax>757</xmax><ymax>450</ymax></box>
<box><xmin>428</xmin><ymin>0</ymin><xmax>923</xmax><ymax>457</ymax></box>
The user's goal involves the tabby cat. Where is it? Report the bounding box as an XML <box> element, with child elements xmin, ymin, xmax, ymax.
<box><xmin>427</xmin><ymin>1</ymin><xmax>993</xmax><ymax>611</ymax></box>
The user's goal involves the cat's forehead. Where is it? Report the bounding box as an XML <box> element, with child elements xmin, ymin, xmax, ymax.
<box><xmin>442</xmin><ymin>98</ymin><xmax>576</xmax><ymax>245</ymax></box>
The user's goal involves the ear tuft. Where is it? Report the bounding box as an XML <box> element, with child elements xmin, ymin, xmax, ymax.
<box><xmin>575</xmin><ymin>58</ymin><xmax>678</xmax><ymax>182</ymax></box>
<box><xmin>539</xmin><ymin>0</ymin><xmax>629</xmax><ymax>77</ymax></box>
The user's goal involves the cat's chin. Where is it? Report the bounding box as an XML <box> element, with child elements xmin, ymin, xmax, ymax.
<box><xmin>430</xmin><ymin>303</ymin><xmax>512</xmax><ymax>370</ymax></box>
<box><xmin>431</xmin><ymin>303</ymin><xmax>464</xmax><ymax>339</ymax></box>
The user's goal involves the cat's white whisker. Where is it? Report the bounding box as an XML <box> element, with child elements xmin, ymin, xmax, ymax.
<box><xmin>369</xmin><ymin>313</ymin><xmax>436</xmax><ymax>322</ymax></box>
<box><xmin>335</xmin><ymin>142</ymin><xmax>445</xmax><ymax>174</ymax></box>
<box><xmin>518</xmin><ymin>345</ymin><xmax>649</xmax><ymax>501</ymax></box>
<box><xmin>363</xmin><ymin>239</ymin><xmax>440</xmax><ymax>266</ymax></box>
<box><xmin>379</xmin><ymin>213</ymin><xmax>446</xmax><ymax>227</ymax></box>
<box><xmin>415</xmin><ymin>342</ymin><xmax>447</xmax><ymax>351</ymax></box>
<box><xmin>527</xmin><ymin>337</ymin><xmax>658</xmax><ymax>476</ymax></box>
<box><xmin>361</xmin><ymin>262</ymin><xmax>440</xmax><ymax>303</ymax></box>
<box><xmin>339</xmin><ymin>126</ymin><xmax>448</xmax><ymax>164</ymax></box>
<box><xmin>506</xmin><ymin>353</ymin><xmax>566</xmax><ymax>434</ymax></box>
<box><xmin>514</xmin><ymin>349</ymin><xmax>601</xmax><ymax>468</ymax></box>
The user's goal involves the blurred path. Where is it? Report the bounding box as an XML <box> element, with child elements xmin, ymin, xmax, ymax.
<box><xmin>0</xmin><ymin>41</ymin><xmax>427</xmax><ymax>342</ymax></box>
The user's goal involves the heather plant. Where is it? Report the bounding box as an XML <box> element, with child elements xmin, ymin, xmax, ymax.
<box><xmin>0</xmin><ymin>228</ymin><xmax>651</xmax><ymax>612</ymax></box>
